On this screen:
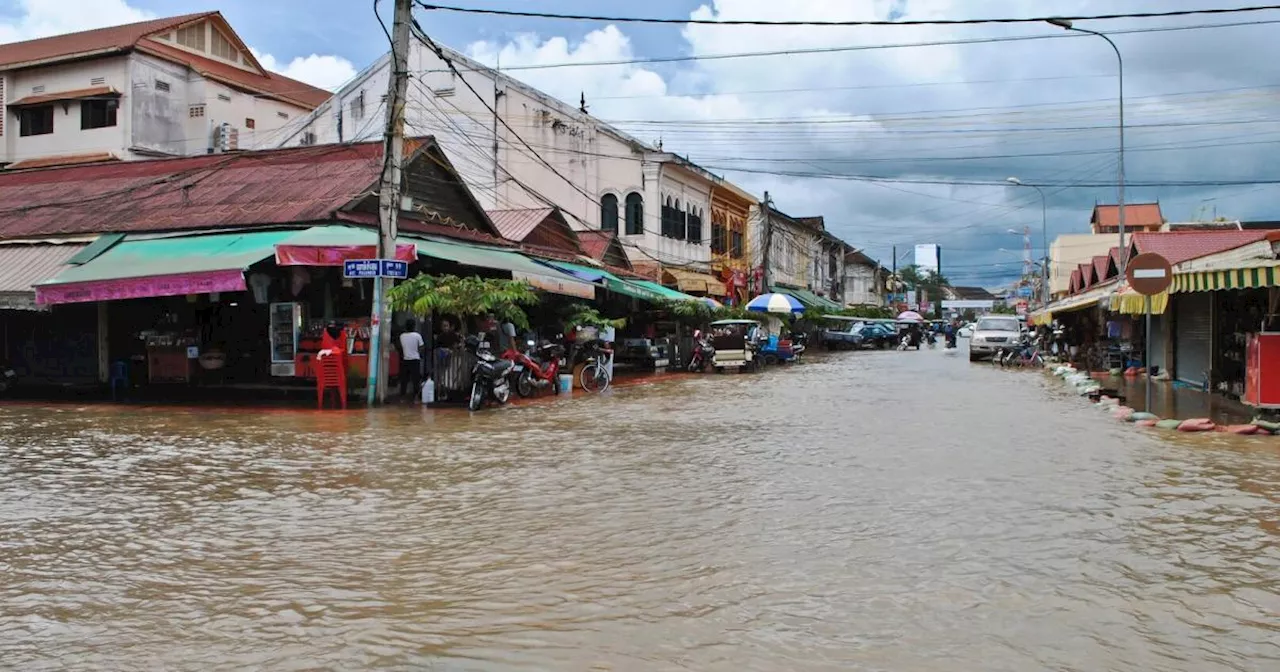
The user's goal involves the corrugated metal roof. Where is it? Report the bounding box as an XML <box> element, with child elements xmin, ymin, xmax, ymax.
<box><xmin>6</xmin><ymin>152</ymin><xmax>120</xmax><ymax>171</ymax></box>
<box><xmin>1132</xmin><ymin>230</ymin><xmax>1269</xmax><ymax>266</ymax></box>
<box><xmin>577</xmin><ymin>231</ymin><xmax>614</xmax><ymax>261</ymax></box>
<box><xmin>0</xmin><ymin>242</ymin><xmax>87</xmax><ymax>304</ymax></box>
<box><xmin>488</xmin><ymin>208</ymin><xmax>555</xmax><ymax>243</ymax></box>
<box><xmin>0</xmin><ymin>142</ymin><xmax>384</xmax><ymax>240</ymax></box>
<box><xmin>38</xmin><ymin>230</ymin><xmax>292</xmax><ymax>287</ymax></box>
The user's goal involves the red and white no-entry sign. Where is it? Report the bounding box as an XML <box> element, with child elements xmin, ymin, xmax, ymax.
<box><xmin>1126</xmin><ymin>253</ymin><xmax>1173</xmax><ymax>296</ymax></box>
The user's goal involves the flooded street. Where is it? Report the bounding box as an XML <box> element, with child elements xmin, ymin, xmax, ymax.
<box><xmin>2</xmin><ymin>350</ymin><xmax>1278</xmax><ymax>671</ymax></box>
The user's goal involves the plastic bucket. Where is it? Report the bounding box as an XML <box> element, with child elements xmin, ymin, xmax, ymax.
<box><xmin>558</xmin><ymin>374</ymin><xmax>574</xmax><ymax>394</ymax></box>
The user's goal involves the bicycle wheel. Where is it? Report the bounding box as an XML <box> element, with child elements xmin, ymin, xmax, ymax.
<box><xmin>580</xmin><ymin>362</ymin><xmax>609</xmax><ymax>393</ymax></box>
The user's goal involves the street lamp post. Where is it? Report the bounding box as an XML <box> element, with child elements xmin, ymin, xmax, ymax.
<box><xmin>1007</xmin><ymin>177</ymin><xmax>1049</xmax><ymax>305</ymax></box>
<box><xmin>1046</xmin><ymin>17</ymin><xmax>1125</xmax><ymax>276</ymax></box>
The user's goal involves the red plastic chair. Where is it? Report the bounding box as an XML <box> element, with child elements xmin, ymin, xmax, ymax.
<box><xmin>316</xmin><ymin>352</ymin><xmax>347</xmax><ymax>409</ymax></box>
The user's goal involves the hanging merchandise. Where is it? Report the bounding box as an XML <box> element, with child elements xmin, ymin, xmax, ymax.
<box><xmin>248</xmin><ymin>273</ymin><xmax>271</xmax><ymax>304</ymax></box>
<box><xmin>291</xmin><ymin>267</ymin><xmax>310</xmax><ymax>296</ymax></box>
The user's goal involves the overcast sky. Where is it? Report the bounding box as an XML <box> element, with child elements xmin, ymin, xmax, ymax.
<box><xmin>4</xmin><ymin>0</ymin><xmax>1280</xmax><ymax>286</ymax></box>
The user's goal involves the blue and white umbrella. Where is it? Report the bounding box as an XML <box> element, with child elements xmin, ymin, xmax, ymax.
<box><xmin>746</xmin><ymin>292</ymin><xmax>805</xmax><ymax>314</ymax></box>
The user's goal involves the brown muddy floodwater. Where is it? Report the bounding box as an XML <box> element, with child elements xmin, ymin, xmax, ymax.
<box><xmin>1</xmin><ymin>350</ymin><xmax>1278</xmax><ymax>671</ymax></box>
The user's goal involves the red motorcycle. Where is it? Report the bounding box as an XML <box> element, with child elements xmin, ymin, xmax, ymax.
<box><xmin>502</xmin><ymin>337</ymin><xmax>565</xmax><ymax>397</ymax></box>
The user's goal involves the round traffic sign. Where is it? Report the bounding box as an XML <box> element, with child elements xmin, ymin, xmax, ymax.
<box><xmin>1126</xmin><ymin>252</ymin><xmax>1173</xmax><ymax>295</ymax></box>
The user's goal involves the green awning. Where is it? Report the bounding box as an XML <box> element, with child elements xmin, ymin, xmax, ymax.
<box><xmin>774</xmin><ymin>285</ymin><xmax>840</xmax><ymax>311</ymax></box>
<box><xmin>410</xmin><ymin>237</ymin><xmax>597</xmax><ymax>298</ymax></box>
<box><xmin>550</xmin><ymin>261</ymin><xmax>668</xmax><ymax>303</ymax></box>
<box><xmin>36</xmin><ymin>230</ymin><xmax>293</xmax><ymax>305</ymax></box>
<box><xmin>630</xmin><ymin>280</ymin><xmax>701</xmax><ymax>302</ymax></box>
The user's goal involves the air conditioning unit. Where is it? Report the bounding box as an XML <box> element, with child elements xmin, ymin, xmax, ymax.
<box><xmin>214</xmin><ymin>122</ymin><xmax>239</xmax><ymax>152</ymax></box>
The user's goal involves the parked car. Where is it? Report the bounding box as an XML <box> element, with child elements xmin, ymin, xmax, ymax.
<box><xmin>821</xmin><ymin>316</ymin><xmax>864</xmax><ymax>350</ymax></box>
<box><xmin>968</xmin><ymin>316</ymin><xmax>1023</xmax><ymax>362</ymax></box>
<box><xmin>958</xmin><ymin>322</ymin><xmax>974</xmax><ymax>338</ymax></box>
<box><xmin>852</xmin><ymin>322</ymin><xmax>896</xmax><ymax>349</ymax></box>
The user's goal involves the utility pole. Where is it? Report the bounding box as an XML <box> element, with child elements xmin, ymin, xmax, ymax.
<box><xmin>761</xmin><ymin>192</ymin><xmax>773</xmax><ymax>293</ymax></box>
<box><xmin>367</xmin><ymin>0</ymin><xmax>412</xmax><ymax>406</ymax></box>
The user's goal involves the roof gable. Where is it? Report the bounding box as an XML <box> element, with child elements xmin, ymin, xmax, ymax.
<box><xmin>577</xmin><ymin>230</ymin><xmax>632</xmax><ymax>270</ymax></box>
<box><xmin>487</xmin><ymin>207</ymin><xmax>581</xmax><ymax>253</ymax></box>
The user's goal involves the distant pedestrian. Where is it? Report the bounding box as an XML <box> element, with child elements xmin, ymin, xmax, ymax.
<box><xmin>399</xmin><ymin>318</ymin><xmax>424</xmax><ymax>401</ymax></box>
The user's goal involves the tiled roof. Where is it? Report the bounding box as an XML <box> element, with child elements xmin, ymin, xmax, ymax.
<box><xmin>577</xmin><ymin>230</ymin><xmax>614</xmax><ymax>261</ymax></box>
<box><xmin>488</xmin><ymin>207</ymin><xmax>555</xmax><ymax>242</ymax></box>
<box><xmin>1092</xmin><ymin>203</ymin><xmax>1163</xmax><ymax>228</ymax></box>
<box><xmin>0</xmin><ymin>139</ymin><xmax>490</xmax><ymax>242</ymax></box>
<box><xmin>1092</xmin><ymin>254</ymin><xmax>1112</xmax><ymax>281</ymax></box>
<box><xmin>9</xmin><ymin>86</ymin><xmax>120</xmax><ymax>106</ymax></box>
<box><xmin>6</xmin><ymin>152</ymin><xmax>119</xmax><ymax>170</ymax></box>
<box><xmin>1132</xmin><ymin>230</ymin><xmax>1269</xmax><ymax>266</ymax></box>
<box><xmin>0</xmin><ymin>13</ymin><xmax>213</xmax><ymax>69</ymax></box>
<box><xmin>137</xmin><ymin>39</ymin><xmax>330</xmax><ymax>108</ymax></box>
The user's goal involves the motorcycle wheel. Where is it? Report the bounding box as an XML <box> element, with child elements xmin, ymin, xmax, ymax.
<box><xmin>516</xmin><ymin>369</ymin><xmax>535</xmax><ymax>397</ymax></box>
<box><xmin>468</xmin><ymin>382</ymin><xmax>484</xmax><ymax>411</ymax></box>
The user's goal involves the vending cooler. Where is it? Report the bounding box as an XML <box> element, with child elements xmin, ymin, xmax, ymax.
<box><xmin>269</xmin><ymin>302</ymin><xmax>304</xmax><ymax>377</ymax></box>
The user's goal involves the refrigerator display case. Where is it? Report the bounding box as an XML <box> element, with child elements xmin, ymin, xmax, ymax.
<box><xmin>269</xmin><ymin>302</ymin><xmax>304</xmax><ymax>377</ymax></box>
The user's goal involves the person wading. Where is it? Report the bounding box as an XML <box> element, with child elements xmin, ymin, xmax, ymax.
<box><xmin>399</xmin><ymin>319</ymin><xmax>425</xmax><ymax>402</ymax></box>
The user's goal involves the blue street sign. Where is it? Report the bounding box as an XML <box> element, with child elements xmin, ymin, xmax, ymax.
<box><xmin>343</xmin><ymin>259</ymin><xmax>380</xmax><ymax>279</ymax></box>
<box><xmin>380</xmin><ymin>259</ymin><xmax>408</xmax><ymax>279</ymax></box>
<box><xmin>1017</xmin><ymin>285</ymin><xmax>1033</xmax><ymax>297</ymax></box>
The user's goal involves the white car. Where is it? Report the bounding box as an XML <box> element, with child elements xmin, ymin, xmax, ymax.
<box><xmin>968</xmin><ymin>316</ymin><xmax>1023</xmax><ymax>362</ymax></box>
<box><xmin>957</xmin><ymin>322</ymin><xmax>974</xmax><ymax>338</ymax></box>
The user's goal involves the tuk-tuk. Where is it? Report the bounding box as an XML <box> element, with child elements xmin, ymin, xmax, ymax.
<box><xmin>708</xmin><ymin>319</ymin><xmax>762</xmax><ymax>372</ymax></box>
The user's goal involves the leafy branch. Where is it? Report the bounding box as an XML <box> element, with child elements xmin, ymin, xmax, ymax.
<box><xmin>388</xmin><ymin>274</ymin><xmax>539</xmax><ymax>330</ymax></box>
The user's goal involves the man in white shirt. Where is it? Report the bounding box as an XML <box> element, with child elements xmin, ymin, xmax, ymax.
<box><xmin>398</xmin><ymin>318</ymin><xmax>425</xmax><ymax>401</ymax></box>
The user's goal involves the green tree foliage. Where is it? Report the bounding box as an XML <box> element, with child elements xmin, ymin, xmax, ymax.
<box><xmin>388</xmin><ymin>274</ymin><xmax>539</xmax><ymax>330</ymax></box>
<box><xmin>561</xmin><ymin>303</ymin><xmax>627</xmax><ymax>331</ymax></box>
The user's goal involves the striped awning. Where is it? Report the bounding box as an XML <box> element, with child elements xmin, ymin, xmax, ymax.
<box><xmin>1172</xmin><ymin>265</ymin><xmax>1280</xmax><ymax>293</ymax></box>
<box><xmin>1112</xmin><ymin>288</ymin><xmax>1169</xmax><ymax>315</ymax></box>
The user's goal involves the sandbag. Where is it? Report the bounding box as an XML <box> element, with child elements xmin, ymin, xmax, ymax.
<box><xmin>1156</xmin><ymin>419</ymin><xmax>1183</xmax><ymax>430</ymax></box>
<box><xmin>1135</xmin><ymin>419</ymin><xmax>1158</xmax><ymax>427</ymax></box>
<box><xmin>1113</xmin><ymin>407</ymin><xmax>1134</xmax><ymax>421</ymax></box>
<box><xmin>1251</xmin><ymin>418</ymin><xmax>1280</xmax><ymax>433</ymax></box>
<box><xmin>1177</xmin><ymin>418</ymin><xmax>1215</xmax><ymax>432</ymax></box>
<box><xmin>1220</xmin><ymin>424</ymin><xmax>1258</xmax><ymax>435</ymax></box>
<box><xmin>1129</xmin><ymin>412</ymin><xmax>1157</xmax><ymax>422</ymax></box>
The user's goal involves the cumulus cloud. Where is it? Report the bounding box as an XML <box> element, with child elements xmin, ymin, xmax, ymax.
<box><xmin>0</xmin><ymin>0</ymin><xmax>153</xmax><ymax>43</ymax></box>
<box><xmin>250</xmin><ymin>49</ymin><xmax>358</xmax><ymax>91</ymax></box>
<box><xmin>457</xmin><ymin>0</ymin><xmax>1280</xmax><ymax>284</ymax></box>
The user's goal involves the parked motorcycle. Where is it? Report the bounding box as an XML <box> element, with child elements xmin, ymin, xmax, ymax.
<box><xmin>466</xmin><ymin>336</ymin><xmax>513</xmax><ymax>411</ymax></box>
<box><xmin>504</xmin><ymin>337</ymin><xmax>565</xmax><ymax>397</ymax></box>
<box><xmin>687</xmin><ymin>330</ymin><xmax>715</xmax><ymax>373</ymax></box>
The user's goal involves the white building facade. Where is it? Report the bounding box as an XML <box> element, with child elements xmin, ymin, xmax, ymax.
<box><xmin>280</xmin><ymin>33</ymin><xmax>725</xmax><ymax>277</ymax></box>
<box><xmin>0</xmin><ymin>13</ymin><xmax>328</xmax><ymax>169</ymax></box>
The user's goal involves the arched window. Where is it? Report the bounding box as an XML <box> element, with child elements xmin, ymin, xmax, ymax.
<box><xmin>661</xmin><ymin>196</ymin><xmax>674</xmax><ymax>237</ymax></box>
<box><xmin>600</xmin><ymin>193</ymin><xmax>618</xmax><ymax>233</ymax></box>
<box><xmin>625</xmin><ymin>192</ymin><xmax>644</xmax><ymax>235</ymax></box>
<box><xmin>686</xmin><ymin>206</ymin><xmax>702</xmax><ymax>244</ymax></box>
<box><xmin>673</xmin><ymin>199</ymin><xmax>685</xmax><ymax>239</ymax></box>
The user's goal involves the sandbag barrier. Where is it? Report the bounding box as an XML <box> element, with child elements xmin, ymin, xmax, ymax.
<box><xmin>1046</xmin><ymin>363</ymin><xmax>1280</xmax><ymax>436</ymax></box>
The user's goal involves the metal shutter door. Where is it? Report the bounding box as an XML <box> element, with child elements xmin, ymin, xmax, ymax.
<box><xmin>1175</xmin><ymin>293</ymin><xmax>1212</xmax><ymax>387</ymax></box>
<box><xmin>1148</xmin><ymin>314</ymin><xmax>1166</xmax><ymax>374</ymax></box>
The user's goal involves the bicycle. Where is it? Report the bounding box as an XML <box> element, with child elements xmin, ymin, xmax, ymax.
<box><xmin>575</xmin><ymin>338</ymin><xmax>613</xmax><ymax>393</ymax></box>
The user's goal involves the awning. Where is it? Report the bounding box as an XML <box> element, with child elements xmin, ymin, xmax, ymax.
<box><xmin>8</xmin><ymin>86</ymin><xmax>120</xmax><ymax>107</ymax></box>
<box><xmin>1172</xmin><ymin>264</ymin><xmax>1280</xmax><ymax>293</ymax></box>
<box><xmin>774</xmin><ymin>285</ymin><xmax>841</xmax><ymax>311</ymax></box>
<box><xmin>1113</xmin><ymin>287</ymin><xmax>1169</xmax><ymax>315</ymax></box>
<box><xmin>664</xmin><ymin>267</ymin><xmax>728</xmax><ymax>296</ymax></box>
<box><xmin>1041</xmin><ymin>283</ymin><xmax>1115</xmax><ymax>317</ymax></box>
<box><xmin>410</xmin><ymin>237</ymin><xmax>596</xmax><ymax>299</ymax></box>
<box><xmin>274</xmin><ymin>225</ymin><xmax>417</xmax><ymax>266</ymax></box>
<box><xmin>549</xmin><ymin>261</ymin><xmax>668</xmax><ymax>303</ymax></box>
<box><xmin>630</xmin><ymin>280</ymin><xmax>701</xmax><ymax>302</ymax></box>
<box><xmin>36</xmin><ymin>230</ymin><xmax>293</xmax><ymax>305</ymax></box>
<box><xmin>0</xmin><ymin>241</ymin><xmax>87</xmax><ymax>310</ymax></box>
